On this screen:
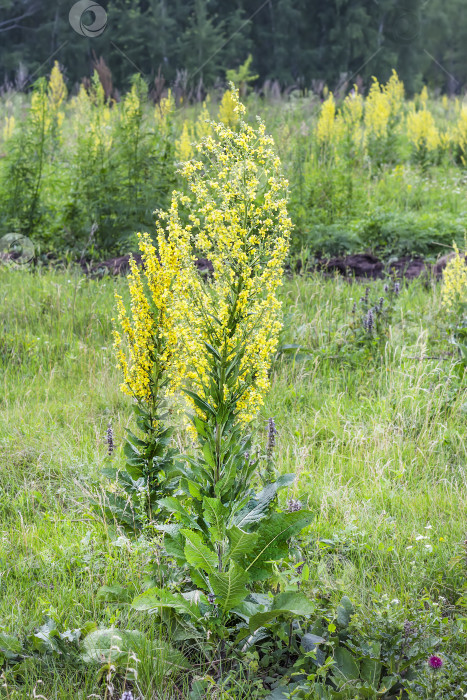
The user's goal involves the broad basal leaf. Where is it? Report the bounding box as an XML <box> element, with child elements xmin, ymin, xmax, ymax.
<box><xmin>131</xmin><ymin>588</ymin><xmax>203</xmax><ymax>620</ymax></box>
<box><xmin>81</xmin><ymin>628</ymin><xmax>145</xmax><ymax>664</ymax></box>
<box><xmin>332</xmin><ymin>646</ymin><xmax>360</xmax><ymax>681</ymax></box>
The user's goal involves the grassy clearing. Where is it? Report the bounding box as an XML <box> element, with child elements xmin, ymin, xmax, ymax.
<box><xmin>0</xmin><ymin>267</ymin><xmax>466</xmax><ymax>697</ymax></box>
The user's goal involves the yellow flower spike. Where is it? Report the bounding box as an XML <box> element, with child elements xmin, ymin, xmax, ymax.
<box><xmin>2</xmin><ymin>115</ymin><xmax>15</xmax><ymax>141</ymax></box>
<box><xmin>441</xmin><ymin>243</ymin><xmax>467</xmax><ymax>313</ymax></box>
<box><xmin>218</xmin><ymin>89</ymin><xmax>240</xmax><ymax>128</ymax></box>
<box><xmin>159</xmin><ymin>85</ymin><xmax>291</xmax><ymax>423</ymax></box>
<box><xmin>407</xmin><ymin>105</ymin><xmax>440</xmax><ymax>153</ymax></box>
<box><xmin>48</xmin><ymin>61</ymin><xmax>67</xmax><ymax>112</ymax></box>
<box><xmin>113</xmin><ymin>229</ymin><xmax>182</xmax><ymax>405</ymax></box>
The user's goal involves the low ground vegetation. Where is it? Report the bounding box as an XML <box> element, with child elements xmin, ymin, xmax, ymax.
<box><xmin>0</xmin><ymin>263</ymin><xmax>466</xmax><ymax>698</ymax></box>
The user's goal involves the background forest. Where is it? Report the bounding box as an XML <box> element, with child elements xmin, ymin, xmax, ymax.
<box><xmin>2</xmin><ymin>0</ymin><xmax>467</xmax><ymax>95</ymax></box>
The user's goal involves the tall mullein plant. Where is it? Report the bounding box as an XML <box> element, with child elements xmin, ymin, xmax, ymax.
<box><xmin>132</xmin><ymin>93</ymin><xmax>314</xmax><ymax>654</ymax></box>
<box><xmin>106</xmin><ymin>232</ymin><xmax>183</xmax><ymax>534</ymax></box>
<box><xmin>160</xmin><ymin>87</ymin><xmax>293</xmax><ymax>525</ymax></box>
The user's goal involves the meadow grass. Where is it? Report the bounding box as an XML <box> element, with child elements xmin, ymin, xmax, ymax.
<box><xmin>0</xmin><ymin>266</ymin><xmax>466</xmax><ymax>697</ymax></box>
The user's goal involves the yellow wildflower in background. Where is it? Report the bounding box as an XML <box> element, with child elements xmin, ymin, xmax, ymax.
<box><xmin>407</xmin><ymin>105</ymin><xmax>440</xmax><ymax>153</ymax></box>
<box><xmin>2</xmin><ymin>115</ymin><xmax>15</xmax><ymax>142</ymax></box>
<box><xmin>195</xmin><ymin>99</ymin><xmax>212</xmax><ymax>140</ymax></box>
<box><xmin>383</xmin><ymin>70</ymin><xmax>405</xmax><ymax>117</ymax></box>
<box><xmin>419</xmin><ymin>85</ymin><xmax>429</xmax><ymax>109</ymax></box>
<box><xmin>441</xmin><ymin>244</ymin><xmax>467</xmax><ymax>312</ymax></box>
<box><xmin>48</xmin><ymin>61</ymin><xmax>67</xmax><ymax>112</ymax></box>
<box><xmin>316</xmin><ymin>92</ymin><xmax>337</xmax><ymax>145</ymax></box>
<box><xmin>364</xmin><ymin>77</ymin><xmax>391</xmax><ymax>141</ymax></box>
<box><xmin>341</xmin><ymin>87</ymin><xmax>364</xmax><ymax>153</ymax></box>
<box><xmin>451</xmin><ymin>106</ymin><xmax>467</xmax><ymax>165</ymax></box>
<box><xmin>30</xmin><ymin>82</ymin><xmax>52</xmax><ymax>137</ymax></box>
<box><xmin>176</xmin><ymin>120</ymin><xmax>194</xmax><ymax>161</ymax></box>
<box><xmin>218</xmin><ymin>89</ymin><xmax>239</xmax><ymax>128</ymax></box>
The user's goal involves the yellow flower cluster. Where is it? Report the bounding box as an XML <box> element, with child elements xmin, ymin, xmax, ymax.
<box><xmin>177</xmin><ymin>121</ymin><xmax>193</xmax><ymax>161</ymax></box>
<box><xmin>407</xmin><ymin>106</ymin><xmax>440</xmax><ymax>153</ymax></box>
<box><xmin>316</xmin><ymin>93</ymin><xmax>340</xmax><ymax>147</ymax></box>
<box><xmin>47</xmin><ymin>61</ymin><xmax>67</xmax><ymax>135</ymax></box>
<box><xmin>218</xmin><ymin>89</ymin><xmax>239</xmax><ymax>128</ymax></box>
<box><xmin>364</xmin><ymin>78</ymin><xmax>392</xmax><ymax>141</ymax></box>
<box><xmin>363</xmin><ymin>71</ymin><xmax>404</xmax><ymax>148</ymax></box>
<box><xmin>341</xmin><ymin>87</ymin><xmax>364</xmax><ymax>153</ymax></box>
<box><xmin>113</xmin><ymin>232</ymin><xmax>182</xmax><ymax>403</ymax></box>
<box><xmin>2</xmin><ymin>115</ymin><xmax>15</xmax><ymax>142</ymax></box>
<box><xmin>384</xmin><ymin>70</ymin><xmax>405</xmax><ymax>116</ymax></box>
<box><xmin>441</xmin><ymin>244</ymin><xmax>467</xmax><ymax>312</ymax></box>
<box><xmin>48</xmin><ymin>61</ymin><xmax>67</xmax><ymax>111</ymax></box>
<box><xmin>30</xmin><ymin>82</ymin><xmax>52</xmax><ymax>137</ymax></box>
<box><xmin>176</xmin><ymin>101</ymin><xmax>212</xmax><ymax>161</ymax></box>
<box><xmin>451</xmin><ymin>106</ymin><xmax>467</xmax><ymax>165</ymax></box>
<box><xmin>156</xmin><ymin>89</ymin><xmax>175</xmax><ymax>123</ymax></box>
<box><xmin>162</xmin><ymin>87</ymin><xmax>292</xmax><ymax>422</ymax></box>
<box><xmin>121</xmin><ymin>80</ymin><xmax>142</xmax><ymax>128</ymax></box>
<box><xmin>72</xmin><ymin>76</ymin><xmax>113</xmax><ymax>156</ymax></box>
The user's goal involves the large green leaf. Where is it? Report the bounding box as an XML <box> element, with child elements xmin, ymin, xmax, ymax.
<box><xmin>361</xmin><ymin>656</ymin><xmax>382</xmax><ymax>686</ymax></box>
<box><xmin>336</xmin><ymin>596</ymin><xmax>354</xmax><ymax>628</ymax></box>
<box><xmin>246</xmin><ymin>510</ymin><xmax>314</xmax><ymax>578</ymax></box>
<box><xmin>0</xmin><ymin>633</ymin><xmax>22</xmax><ymax>659</ymax></box>
<box><xmin>131</xmin><ymin>588</ymin><xmax>203</xmax><ymax>620</ymax></box>
<box><xmin>333</xmin><ymin>646</ymin><xmax>360</xmax><ymax>681</ymax></box>
<box><xmin>234</xmin><ymin>474</ymin><xmax>296</xmax><ymax>529</ymax></box>
<box><xmin>272</xmin><ymin>591</ymin><xmax>315</xmax><ymax>615</ymax></box>
<box><xmin>227</xmin><ymin>525</ymin><xmax>259</xmax><ymax>561</ymax></box>
<box><xmin>248</xmin><ymin>593</ymin><xmax>314</xmax><ymax>632</ymax></box>
<box><xmin>163</xmin><ymin>527</ymin><xmax>186</xmax><ymax>564</ymax></box>
<box><xmin>181</xmin><ymin>529</ymin><xmax>218</xmax><ymax>574</ymax></box>
<box><xmin>81</xmin><ymin>628</ymin><xmax>145</xmax><ymax>663</ymax></box>
<box><xmin>157</xmin><ymin>497</ymin><xmax>200</xmax><ymax>529</ymax></box>
<box><xmin>210</xmin><ymin>562</ymin><xmax>249</xmax><ymax>611</ymax></box>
